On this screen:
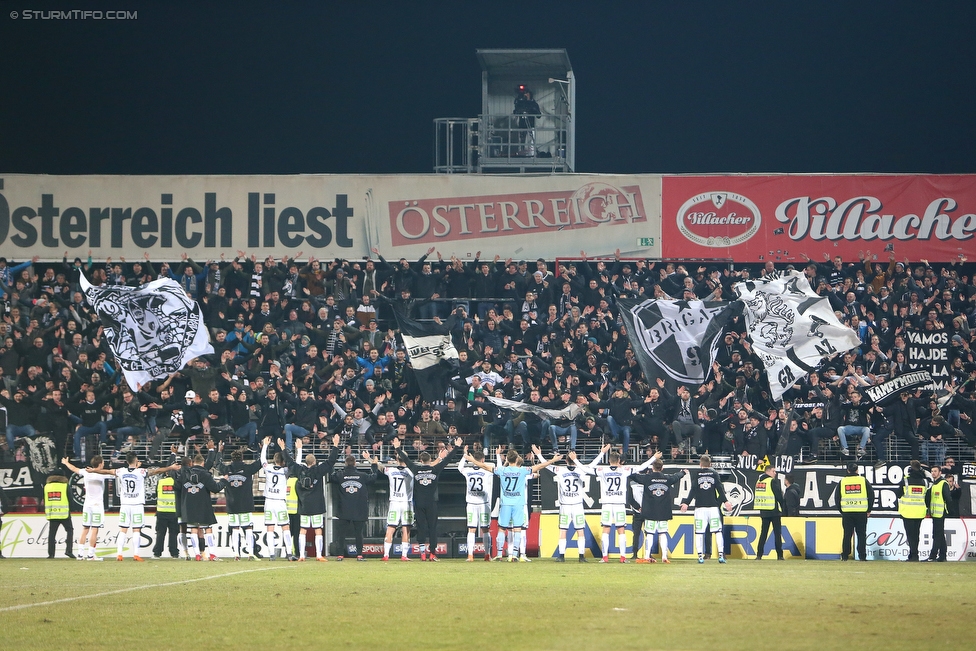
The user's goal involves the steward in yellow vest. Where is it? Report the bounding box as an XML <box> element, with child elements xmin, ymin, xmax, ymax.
<box><xmin>153</xmin><ymin>473</ymin><xmax>180</xmax><ymax>558</ymax></box>
<box><xmin>898</xmin><ymin>460</ymin><xmax>927</xmax><ymax>562</ymax></box>
<box><xmin>44</xmin><ymin>474</ymin><xmax>75</xmax><ymax>559</ymax></box>
<box><xmin>925</xmin><ymin>466</ymin><xmax>949</xmax><ymax>562</ymax></box>
<box><xmin>833</xmin><ymin>462</ymin><xmax>873</xmax><ymax>561</ymax></box>
<box><xmin>753</xmin><ymin>466</ymin><xmax>784</xmax><ymax>560</ymax></box>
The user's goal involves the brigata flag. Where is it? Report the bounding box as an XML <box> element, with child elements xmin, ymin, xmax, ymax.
<box><xmin>734</xmin><ymin>270</ymin><xmax>861</xmax><ymax>401</ymax></box>
<box><xmin>394</xmin><ymin>308</ymin><xmax>459</xmax><ymax>402</ymax></box>
<box><xmin>617</xmin><ymin>298</ymin><xmax>738</xmax><ymax>389</ymax></box>
<box><xmin>80</xmin><ymin>274</ymin><xmax>214</xmax><ymax>388</ymax></box>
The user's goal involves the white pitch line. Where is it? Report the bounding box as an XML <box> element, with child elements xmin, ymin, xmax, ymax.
<box><xmin>0</xmin><ymin>566</ymin><xmax>292</xmax><ymax>613</ymax></box>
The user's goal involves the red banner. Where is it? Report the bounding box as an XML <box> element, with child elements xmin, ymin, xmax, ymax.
<box><xmin>662</xmin><ymin>175</ymin><xmax>976</xmax><ymax>262</ymax></box>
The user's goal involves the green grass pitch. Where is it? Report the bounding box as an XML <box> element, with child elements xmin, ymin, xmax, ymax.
<box><xmin>1</xmin><ymin>558</ymin><xmax>972</xmax><ymax>650</ymax></box>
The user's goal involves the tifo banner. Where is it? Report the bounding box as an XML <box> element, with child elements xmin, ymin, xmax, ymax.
<box><xmin>537</xmin><ymin>514</ymin><xmax>976</xmax><ymax>561</ymax></box>
<box><xmin>538</xmin><ymin>458</ymin><xmax>973</xmax><ymax>516</ymax></box>
<box><xmin>906</xmin><ymin>329</ymin><xmax>952</xmax><ymax>390</ymax></box>
<box><xmin>662</xmin><ymin>175</ymin><xmax>976</xmax><ymax>262</ymax></box>
<box><xmin>0</xmin><ymin>174</ymin><xmax>661</xmax><ymax>260</ymax></box>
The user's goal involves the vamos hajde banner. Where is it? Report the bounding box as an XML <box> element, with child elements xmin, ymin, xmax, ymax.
<box><xmin>0</xmin><ymin>174</ymin><xmax>661</xmax><ymax>261</ymax></box>
<box><xmin>662</xmin><ymin>175</ymin><xmax>976</xmax><ymax>262</ymax></box>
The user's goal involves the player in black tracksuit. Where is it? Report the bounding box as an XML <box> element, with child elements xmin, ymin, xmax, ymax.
<box><xmin>630</xmin><ymin>459</ymin><xmax>687</xmax><ymax>562</ymax></box>
<box><xmin>330</xmin><ymin>452</ymin><xmax>378</xmax><ymax>560</ymax></box>
<box><xmin>167</xmin><ymin>444</ymin><xmax>220</xmax><ymax>558</ymax></box>
<box><xmin>219</xmin><ymin>447</ymin><xmax>263</xmax><ymax>560</ymax></box>
<box><xmin>679</xmin><ymin>455</ymin><xmax>732</xmax><ymax>563</ymax></box>
<box><xmin>284</xmin><ymin>435</ymin><xmax>340</xmax><ymax>561</ymax></box>
<box><xmin>394</xmin><ymin>437</ymin><xmax>462</xmax><ymax>561</ymax></box>
<box><xmin>177</xmin><ymin>455</ymin><xmax>227</xmax><ymax>561</ymax></box>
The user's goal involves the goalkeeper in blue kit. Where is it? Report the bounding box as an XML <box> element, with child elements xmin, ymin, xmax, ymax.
<box><xmin>470</xmin><ymin>445</ymin><xmax>560</xmax><ymax>561</ymax></box>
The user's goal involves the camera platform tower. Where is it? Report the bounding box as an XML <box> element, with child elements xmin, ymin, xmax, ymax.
<box><xmin>434</xmin><ymin>48</ymin><xmax>575</xmax><ymax>174</ymax></box>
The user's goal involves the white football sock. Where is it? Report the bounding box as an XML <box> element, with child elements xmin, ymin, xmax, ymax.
<box><xmin>659</xmin><ymin>533</ymin><xmax>669</xmax><ymax>560</ymax></box>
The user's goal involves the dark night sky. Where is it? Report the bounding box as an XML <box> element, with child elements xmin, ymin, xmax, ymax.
<box><xmin>2</xmin><ymin>1</ymin><xmax>974</xmax><ymax>176</ymax></box>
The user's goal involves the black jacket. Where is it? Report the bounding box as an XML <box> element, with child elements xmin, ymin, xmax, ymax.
<box><xmin>783</xmin><ymin>482</ymin><xmax>801</xmax><ymax>517</ymax></box>
<box><xmin>178</xmin><ymin>465</ymin><xmax>226</xmax><ymax>526</ymax></box>
<box><xmin>397</xmin><ymin>447</ymin><xmax>461</xmax><ymax>506</ymax></box>
<box><xmin>681</xmin><ymin>468</ymin><xmax>727</xmax><ymax>508</ymax></box>
<box><xmin>220</xmin><ymin>458</ymin><xmax>262</xmax><ymax>514</ymax></box>
<box><xmin>286</xmin><ymin>446</ymin><xmax>339</xmax><ymax>516</ymax></box>
<box><xmin>330</xmin><ymin>463</ymin><xmax>377</xmax><ymax>521</ymax></box>
<box><xmin>631</xmin><ymin>470</ymin><xmax>683</xmax><ymax>521</ymax></box>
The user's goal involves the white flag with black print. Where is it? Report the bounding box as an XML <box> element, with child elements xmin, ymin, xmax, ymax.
<box><xmin>80</xmin><ymin>274</ymin><xmax>214</xmax><ymax>389</ymax></box>
<box><xmin>734</xmin><ymin>270</ymin><xmax>861</xmax><ymax>401</ymax></box>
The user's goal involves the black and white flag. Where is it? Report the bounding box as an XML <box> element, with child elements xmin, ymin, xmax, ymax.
<box><xmin>734</xmin><ymin>271</ymin><xmax>861</xmax><ymax>401</ymax></box>
<box><xmin>394</xmin><ymin>308</ymin><xmax>459</xmax><ymax>402</ymax></box>
<box><xmin>80</xmin><ymin>274</ymin><xmax>214</xmax><ymax>388</ymax></box>
<box><xmin>617</xmin><ymin>298</ymin><xmax>737</xmax><ymax>389</ymax></box>
<box><xmin>486</xmin><ymin>396</ymin><xmax>584</xmax><ymax>422</ymax></box>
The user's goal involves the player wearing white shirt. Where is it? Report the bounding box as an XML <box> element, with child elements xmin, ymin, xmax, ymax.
<box><xmin>543</xmin><ymin>450</ymin><xmax>594</xmax><ymax>562</ymax></box>
<box><xmin>61</xmin><ymin>455</ymin><xmax>111</xmax><ymax>560</ymax></box>
<box><xmin>588</xmin><ymin>445</ymin><xmax>658</xmax><ymax>563</ymax></box>
<box><xmin>261</xmin><ymin>437</ymin><xmax>296</xmax><ymax>561</ymax></box>
<box><xmin>373</xmin><ymin>451</ymin><xmax>414</xmax><ymax>561</ymax></box>
<box><xmin>87</xmin><ymin>452</ymin><xmax>176</xmax><ymax>561</ymax></box>
<box><xmin>458</xmin><ymin>446</ymin><xmax>495</xmax><ymax>561</ymax></box>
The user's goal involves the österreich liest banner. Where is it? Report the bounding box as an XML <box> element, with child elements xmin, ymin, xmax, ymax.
<box><xmin>662</xmin><ymin>175</ymin><xmax>976</xmax><ymax>262</ymax></box>
<box><xmin>0</xmin><ymin>174</ymin><xmax>661</xmax><ymax>260</ymax></box>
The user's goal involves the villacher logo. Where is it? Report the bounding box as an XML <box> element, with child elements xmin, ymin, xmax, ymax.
<box><xmin>675</xmin><ymin>191</ymin><xmax>761</xmax><ymax>247</ymax></box>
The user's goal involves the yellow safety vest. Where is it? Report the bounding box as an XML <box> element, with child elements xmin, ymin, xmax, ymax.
<box><xmin>286</xmin><ymin>476</ymin><xmax>299</xmax><ymax>515</ymax></box>
<box><xmin>754</xmin><ymin>476</ymin><xmax>777</xmax><ymax>511</ymax></box>
<box><xmin>839</xmin><ymin>476</ymin><xmax>869</xmax><ymax>513</ymax></box>
<box><xmin>898</xmin><ymin>482</ymin><xmax>927</xmax><ymax>519</ymax></box>
<box><xmin>929</xmin><ymin>479</ymin><xmax>947</xmax><ymax>519</ymax></box>
<box><xmin>157</xmin><ymin>476</ymin><xmax>176</xmax><ymax>513</ymax></box>
<box><xmin>45</xmin><ymin>482</ymin><xmax>70</xmax><ymax>520</ymax></box>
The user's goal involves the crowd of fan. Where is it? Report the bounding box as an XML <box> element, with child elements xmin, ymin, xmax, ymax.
<box><xmin>0</xmin><ymin>248</ymin><xmax>975</xmax><ymax>468</ymax></box>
